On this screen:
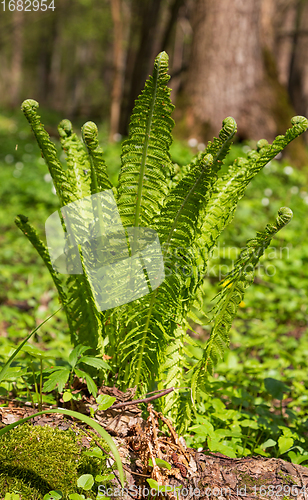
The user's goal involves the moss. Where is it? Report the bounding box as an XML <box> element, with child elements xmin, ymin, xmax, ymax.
<box><xmin>0</xmin><ymin>422</ymin><xmax>110</xmax><ymax>500</ymax></box>
<box><xmin>238</xmin><ymin>471</ymin><xmax>265</xmax><ymax>491</ymax></box>
<box><xmin>277</xmin><ymin>470</ymin><xmax>296</xmax><ymax>484</ymax></box>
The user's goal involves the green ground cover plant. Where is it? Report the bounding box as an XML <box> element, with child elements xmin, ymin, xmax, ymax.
<box><xmin>0</xmin><ymin>51</ymin><xmax>308</xmax><ymax>492</ymax></box>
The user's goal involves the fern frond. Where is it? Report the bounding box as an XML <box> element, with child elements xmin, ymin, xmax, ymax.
<box><xmin>157</xmin><ymin>322</ymin><xmax>198</xmax><ymax>429</ymax></box>
<box><xmin>197</xmin><ymin>116</ymin><xmax>308</xmax><ymax>272</ymax></box>
<box><xmin>14</xmin><ymin>215</ymin><xmax>76</xmax><ymax>337</ymax></box>
<box><xmin>65</xmin><ymin>253</ymin><xmax>104</xmax><ymax>352</ymax></box>
<box><xmin>116</xmin><ymin>119</ymin><xmax>237</xmax><ymax>391</ymax></box>
<box><xmin>81</xmin><ymin>121</ymin><xmax>113</xmax><ymax>194</ymax></box>
<box><xmin>158</xmin><ymin>324</ymin><xmax>185</xmax><ymax>401</ymax></box>
<box><xmin>15</xmin><ymin>215</ymin><xmax>67</xmax><ymax>305</ymax></box>
<box><xmin>191</xmin><ymin>207</ymin><xmax>293</xmax><ymax>397</ymax></box>
<box><xmin>116</xmin><ymin>51</ymin><xmax>175</xmax><ymax>228</ymax></box>
<box><xmin>21</xmin><ymin>100</ymin><xmax>74</xmax><ymax>206</ymax></box>
<box><xmin>159</xmin><ymin>117</ymin><xmax>236</xmax><ymax>248</ymax></box>
<box><xmin>154</xmin><ymin>118</ymin><xmax>237</xmax><ymax>316</ymax></box>
<box><xmin>58</xmin><ymin>119</ymin><xmax>92</xmax><ymax>201</ymax></box>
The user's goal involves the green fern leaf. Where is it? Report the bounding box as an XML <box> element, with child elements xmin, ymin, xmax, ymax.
<box><xmin>58</xmin><ymin>119</ymin><xmax>92</xmax><ymax>201</ymax></box>
<box><xmin>197</xmin><ymin>116</ymin><xmax>308</xmax><ymax>273</ymax></box>
<box><xmin>117</xmin><ymin>51</ymin><xmax>175</xmax><ymax>229</ymax></box>
<box><xmin>21</xmin><ymin>100</ymin><xmax>74</xmax><ymax>206</ymax></box>
<box><xmin>116</xmin><ymin>118</ymin><xmax>237</xmax><ymax>390</ymax></box>
<box><xmin>65</xmin><ymin>254</ymin><xmax>104</xmax><ymax>352</ymax></box>
<box><xmin>14</xmin><ymin>215</ymin><xmax>67</xmax><ymax>307</ymax></box>
<box><xmin>82</xmin><ymin>121</ymin><xmax>113</xmax><ymax>194</ymax></box>
<box><xmin>191</xmin><ymin>207</ymin><xmax>293</xmax><ymax>397</ymax></box>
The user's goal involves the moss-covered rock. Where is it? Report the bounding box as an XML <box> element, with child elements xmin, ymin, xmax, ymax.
<box><xmin>0</xmin><ymin>422</ymin><xmax>109</xmax><ymax>500</ymax></box>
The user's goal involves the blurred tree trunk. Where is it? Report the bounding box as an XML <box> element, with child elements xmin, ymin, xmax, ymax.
<box><xmin>37</xmin><ymin>20</ymin><xmax>54</xmax><ymax>105</ymax></box>
<box><xmin>119</xmin><ymin>0</ymin><xmax>163</xmax><ymax>135</ymax></box>
<box><xmin>10</xmin><ymin>9</ymin><xmax>23</xmax><ymax>107</ymax></box>
<box><xmin>49</xmin><ymin>6</ymin><xmax>66</xmax><ymax>112</ymax></box>
<box><xmin>270</xmin><ymin>0</ymin><xmax>297</xmax><ymax>87</ymax></box>
<box><xmin>185</xmin><ymin>0</ymin><xmax>279</xmax><ymax>141</ymax></box>
<box><xmin>160</xmin><ymin>0</ymin><xmax>186</xmax><ymax>52</ymax></box>
<box><xmin>109</xmin><ymin>0</ymin><xmax>128</xmax><ymax>141</ymax></box>
<box><xmin>288</xmin><ymin>0</ymin><xmax>308</xmax><ymax>128</ymax></box>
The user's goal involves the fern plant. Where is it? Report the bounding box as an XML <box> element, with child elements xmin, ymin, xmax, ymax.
<box><xmin>16</xmin><ymin>52</ymin><xmax>308</xmax><ymax>429</ymax></box>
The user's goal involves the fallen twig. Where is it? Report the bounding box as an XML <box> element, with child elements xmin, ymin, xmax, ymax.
<box><xmin>109</xmin><ymin>387</ymin><xmax>174</xmax><ymax>410</ymax></box>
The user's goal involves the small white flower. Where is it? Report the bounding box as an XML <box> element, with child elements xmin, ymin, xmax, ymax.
<box><xmin>113</xmin><ymin>133</ymin><xmax>122</xmax><ymax>142</ymax></box>
<box><xmin>44</xmin><ymin>173</ymin><xmax>52</xmax><ymax>183</ymax></box>
<box><xmin>284</xmin><ymin>166</ymin><xmax>293</xmax><ymax>175</ymax></box>
<box><xmin>264</xmin><ymin>188</ymin><xmax>272</xmax><ymax>197</ymax></box>
<box><xmin>261</xmin><ymin>197</ymin><xmax>269</xmax><ymax>206</ymax></box>
<box><xmin>188</xmin><ymin>138</ymin><xmax>198</xmax><ymax>148</ymax></box>
<box><xmin>290</xmin><ymin>186</ymin><xmax>299</xmax><ymax>194</ymax></box>
<box><xmin>197</xmin><ymin>142</ymin><xmax>205</xmax><ymax>151</ymax></box>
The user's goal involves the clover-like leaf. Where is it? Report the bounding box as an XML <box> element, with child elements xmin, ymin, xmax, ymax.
<box><xmin>77</xmin><ymin>474</ymin><xmax>94</xmax><ymax>491</ymax></box>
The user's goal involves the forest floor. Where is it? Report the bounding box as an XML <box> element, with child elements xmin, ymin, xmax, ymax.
<box><xmin>1</xmin><ymin>108</ymin><xmax>308</xmax><ymax>498</ymax></box>
<box><xmin>1</xmin><ymin>384</ymin><xmax>308</xmax><ymax>500</ymax></box>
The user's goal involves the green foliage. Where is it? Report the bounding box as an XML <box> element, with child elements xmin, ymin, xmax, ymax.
<box><xmin>43</xmin><ymin>344</ymin><xmax>110</xmax><ymax>399</ymax></box>
<box><xmin>184</xmin><ymin>331</ymin><xmax>308</xmax><ymax>460</ymax></box>
<box><xmin>175</xmin><ymin>154</ymin><xmax>308</xmax><ymax>456</ymax></box>
<box><xmin>0</xmin><ymin>307</ymin><xmax>61</xmax><ymax>386</ymax></box>
<box><xmin>12</xmin><ymin>51</ymin><xmax>308</xmax><ymax>432</ymax></box>
<box><xmin>191</xmin><ymin>207</ymin><xmax>293</xmax><ymax>393</ymax></box>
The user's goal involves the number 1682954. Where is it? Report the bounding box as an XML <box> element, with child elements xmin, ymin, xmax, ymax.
<box><xmin>1</xmin><ymin>0</ymin><xmax>55</xmax><ymax>11</ymax></box>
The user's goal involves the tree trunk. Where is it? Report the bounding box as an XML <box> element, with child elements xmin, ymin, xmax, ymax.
<box><xmin>110</xmin><ymin>0</ymin><xmax>124</xmax><ymax>141</ymax></box>
<box><xmin>270</xmin><ymin>0</ymin><xmax>297</xmax><ymax>87</ymax></box>
<box><xmin>184</xmin><ymin>0</ymin><xmax>279</xmax><ymax>141</ymax></box>
<box><xmin>119</xmin><ymin>0</ymin><xmax>163</xmax><ymax>136</ymax></box>
<box><xmin>10</xmin><ymin>9</ymin><xmax>23</xmax><ymax>108</ymax></box>
<box><xmin>160</xmin><ymin>0</ymin><xmax>186</xmax><ymax>53</ymax></box>
<box><xmin>48</xmin><ymin>6</ymin><xmax>65</xmax><ymax>112</ymax></box>
<box><xmin>288</xmin><ymin>0</ymin><xmax>308</xmax><ymax>131</ymax></box>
